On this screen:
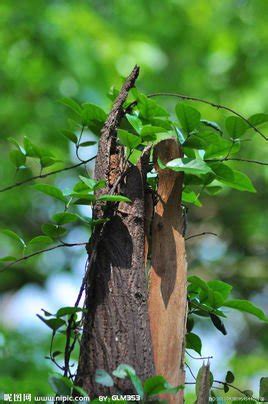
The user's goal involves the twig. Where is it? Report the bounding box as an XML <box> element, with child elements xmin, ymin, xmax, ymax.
<box><xmin>0</xmin><ymin>156</ymin><xmax>96</xmax><ymax>193</ymax></box>
<box><xmin>185</xmin><ymin>232</ymin><xmax>218</xmax><ymax>241</ymax></box>
<box><xmin>186</xmin><ymin>350</ymin><xmax>213</xmax><ymax>360</ymax></box>
<box><xmin>0</xmin><ymin>241</ymin><xmax>88</xmax><ymax>272</ymax></box>
<box><xmin>214</xmin><ymin>380</ymin><xmax>260</xmax><ymax>401</ymax></box>
<box><xmin>185</xmin><ymin>362</ymin><xmax>197</xmax><ymax>381</ymax></box>
<box><xmin>206</xmin><ymin>157</ymin><xmax>268</xmax><ymax>166</ymax></box>
<box><xmin>76</xmin><ymin>126</ymin><xmax>85</xmax><ymax>162</ymax></box>
<box><xmin>147</xmin><ymin>92</ymin><xmax>268</xmax><ymax>141</ymax></box>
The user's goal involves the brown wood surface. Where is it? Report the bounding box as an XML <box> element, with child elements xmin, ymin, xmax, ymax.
<box><xmin>148</xmin><ymin>139</ymin><xmax>188</xmax><ymax>404</ymax></box>
<box><xmin>76</xmin><ymin>67</ymin><xmax>155</xmax><ymax>397</ymax></box>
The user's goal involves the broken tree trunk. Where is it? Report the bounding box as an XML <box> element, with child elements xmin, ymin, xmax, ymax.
<box><xmin>75</xmin><ymin>66</ymin><xmax>155</xmax><ymax>397</ymax></box>
<box><xmin>148</xmin><ymin>139</ymin><xmax>187</xmax><ymax>404</ymax></box>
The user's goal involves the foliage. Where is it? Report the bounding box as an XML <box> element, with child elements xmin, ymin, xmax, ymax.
<box><xmin>1</xmin><ymin>1</ymin><xmax>268</xmax><ymax>402</ymax></box>
<box><xmin>1</xmin><ymin>83</ymin><xmax>267</xmax><ymax>401</ymax></box>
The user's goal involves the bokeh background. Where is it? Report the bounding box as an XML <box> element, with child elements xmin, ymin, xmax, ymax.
<box><xmin>0</xmin><ymin>0</ymin><xmax>267</xmax><ymax>402</ymax></box>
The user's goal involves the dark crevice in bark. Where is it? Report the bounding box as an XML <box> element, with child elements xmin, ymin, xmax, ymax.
<box><xmin>75</xmin><ymin>66</ymin><xmax>155</xmax><ymax>398</ymax></box>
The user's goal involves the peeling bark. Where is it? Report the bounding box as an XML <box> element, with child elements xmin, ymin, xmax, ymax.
<box><xmin>148</xmin><ymin>139</ymin><xmax>188</xmax><ymax>404</ymax></box>
<box><xmin>75</xmin><ymin>67</ymin><xmax>155</xmax><ymax>397</ymax></box>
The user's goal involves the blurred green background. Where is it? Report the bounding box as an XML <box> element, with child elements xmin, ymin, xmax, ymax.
<box><xmin>0</xmin><ymin>0</ymin><xmax>267</xmax><ymax>402</ymax></box>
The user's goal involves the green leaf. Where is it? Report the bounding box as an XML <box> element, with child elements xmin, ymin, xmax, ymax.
<box><xmin>186</xmin><ymin>332</ymin><xmax>202</xmax><ymax>355</ymax></box>
<box><xmin>223</xmin><ymin>299</ymin><xmax>268</xmax><ymax>322</ymax></box>
<box><xmin>248</xmin><ymin>113</ymin><xmax>268</xmax><ymax>127</ymax></box>
<box><xmin>223</xmin><ymin>383</ymin><xmax>229</xmax><ymax>393</ymax></box>
<box><xmin>8</xmin><ymin>137</ymin><xmax>25</xmax><ymax>153</ymax></box>
<box><xmin>41</xmin><ymin>223</ymin><xmax>67</xmax><ymax>239</ymax></box>
<box><xmin>126</xmin><ymin>113</ymin><xmax>143</xmax><ymax>134</ymax></box>
<box><xmin>118</xmin><ymin>129</ymin><xmax>141</xmax><ymax>149</ymax></box>
<box><xmin>0</xmin><ymin>256</ymin><xmax>17</xmax><ymax>262</ymax></box>
<box><xmin>61</xmin><ymin>129</ymin><xmax>78</xmax><ymax>144</ymax></box>
<box><xmin>23</xmin><ymin>136</ymin><xmax>40</xmax><ymax>158</ymax></box>
<box><xmin>48</xmin><ymin>375</ymin><xmax>72</xmax><ymax>395</ymax></box>
<box><xmin>112</xmin><ymin>364</ymin><xmax>136</xmax><ymax>379</ymax></box>
<box><xmin>81</xmin><ymin>103</ymin><xmax>107</xmax><ymax>125</ymax></box>
<box><xmin>207</xmin><ymin>280</ymin><xmax>232</xmax><ymax>301</ymax></box>
<box><xmin>190</xmin><ymin>301</ymin><xmax>226</xmax><ymax>318</ymax></box>
<box><xmin>182</xmin><ymin>188</ymin><xmax>202</xmax><ymax>207</ymax></box>
<box><xmin>209</xmin><ymin>313</ymin><xmax>227</xmax><ymax>335</ymax></box>
<box><xmin>165</xmin><ymin>158</ymin><xmax>212</xmax><ymax>175</ymax></box>
<box><xmin>37</xmin><ymin>315</ymin><xmax>65</xmax><ymax>331</ymax></box>
<box><xmin>98</xmin><ymin>194</ymin><xmax>132</xmax><ymax>203</ymax></box>
<box><xmin>184</xmin><ymin>172</ymin><xmax>215</xmax><ymax>186</ymax></box>
<box><xmin>200</xmin><ymin>119</ymin><xmax>223</xmax><ymax>134</ymax></box>
<box><xmin>73</xmin><ymin>197</ymin><xmax>96</xmax><ymax>205</ymax></box>
<box><xmin>204</xmin><ymin>139</ymin><xmax>240</xmax><ymax>159</ymax></box>
<box><xmin>34</xmin><ymin>184</ymin><xmax>68</xmax><ymax>203</ymax></box>
<box><xmin>208</xmin><ymin>163</ymin><xmax>256</xmax><ymax>193</ymax></box>
<box><xmin>128</xmin><ymin>149</ymin><xmax>143</xmax><ymax>165</ymax></box>
<box><xmin>176</xmin><ymin>127</ymin><xmax>186</xmax><ymax>144</ymax></box>
<box><xmin>188</xmin><ymin>275</ymin><xmax>209</xmax><ymax>292</ymax></box>
<box><xmin>95</xmin><ymin>369</ymin><xmax>114</xmax><ymax>387</ymax></box>
<box><xmin>205</xmin><ymin>185</ymin><xmax>223</xmax><ymax>195</ymax></box>
<box><xmin>259</xmin><ymin>377</ymin><xmax>268</xmax><ymax>401</ymax></box>
<box><xmin>56</xmin><ymin>306</ymin><xmax>83</xmax><ymax>317</ymax></box>
<box><xmin>1</xmin><ymin>229</ymin><xmax>26</xmax><ymax>247</ymax></box>
<box><xmin>225</xmin><ymin>370</ymin><xmax>235</xmax><ymax>384</ymax></box>
<box><xmin>9</xmin><ymin>149</ymin><xmax>26</xmax><ymax>168</ymax></box>
<box><xmin>137</xmin><ymin>94</ymin><xmax>169</xmax><ymax>120</ymax></box>
<box><xmin>144</xmin><ymin>375</ymin><xmax>183</xmax><ymax>397</ymax></box>
<box><xmin>186</xmin><ymin>317</ymin><xmax>195</xmax><ymax>333</ymax></box>
<box><xmin>79</xmin><ymin>176</ymin><xmax>106</xmax><ymax>191</ymax></box>
<box><xmin>141</xmin><ymin>125</ymin><xmax>165</xmax><ymax>136</ymax></box>
<box><xmin>52</xmin><ymin>212</ymin><xmax>78</xmax><ymax>225</ymax></box>
<box><xmin>59</xmin><ymin>97</ymin><xmax>82</xmax><ymax>115</ymax></box>
<box><xmin>26</xmin><ymin>236</ymin><xmax>53</xmax><ymax>254</ymax></box>
<box><xmin>243</xmin><ymin>390</ymin><xmax>253</xmax><ymax>397</ymax></box>
<box><xmin>79</xmin><ymin>141</ymin><xmax>97</xmax><ymax>147</ymax></box>
<box><xmin>52</xmin><ymin>351</ymin><xmax>62</xmax><ymax>358</ymax></box>
<box><xmin>73</xmin><ymin>385</ymin><xmax>89</xmax><ymax>398</ymax></box>
<box><xmin>127</xmin><ymin>373</ymin><xmax>144</xmax><ymax>398</ymax></box>
<box><xmin>40</xmin><ymin>156</ymin><xmax>59</xmax><ymax>168</ymax></box>
<box><xmin>225</xmin><ymin>116</ymin><xmax>248</xmax><ymax>138</ymax></box>
<box><xmin>175</xmin><ymin>102</ymin><xmax>201</xmax><ymax>133</ymax></box>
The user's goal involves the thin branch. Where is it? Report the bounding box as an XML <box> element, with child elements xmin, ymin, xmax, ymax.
<box><xmin>206</xmin><ymin>157</ymin><xmax>268</xmax><ymax>166</ymax></box>
<box><xmin>185</xmin><ymin>362</ymin><xmax>197</xmax><ymax>381</ymax></box>
<box><xmin>0</xmin><ymin>155</ymin><xmax>96</xmax><ymax>193</ymax></box>
<box><xmin>76</xmin><ymin>125</ymin><xmax>85</xmax><ymax>163</ymax></box>
<box><xmin>0</xmin><ymin>241</ymin><xmax>88</xmax><ymax>272</ymax></box>
<box><xmin>214</xmin><ymin>380</ymin><xmax>260</xmax><ymax>401</ymax></box>
<box><xmin>147</xmin><ymin>92</ymin><xmax>268</xmax><ymax>141</ymax></box>
<box><xmin>186</xmin><ymin>350</ymin><xmax>213</xmax><ymax>360</ymax></box>
<box><xmin>185</xmin><ymin>232</ymin><xmax>218</xmax><ymax>241</ymax></box>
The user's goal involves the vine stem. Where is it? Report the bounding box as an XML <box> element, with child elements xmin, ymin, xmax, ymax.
<box><xmin>206</xmin><ymin>157</ymin><xmax>268</xmax><ymax>166</ymax></box>
<box><xmin>185</xmin><ymin>232</ymin><xmax>218</xmax><ymax>241</ymax></box>
<box><xmin>214</xmin><ymin>380</ymin><xmax>260</xmax><ymax>401</ymax></box>
<box><xmin>0</xmin><ymin>155</ymin><xmax>96</xmax><ymax>193</ymax></box>
<box><xmin>147</xmin><ymin>92</ymin><xmax>268</xmax><ymax>141</ymax></box>
<box><xmin>0</xmin><ymin>241</ymin><xmax>88</xmax><ymax>272</ymax></box>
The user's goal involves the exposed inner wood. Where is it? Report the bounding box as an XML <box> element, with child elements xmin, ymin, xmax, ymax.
<box><xmin>148</xmin><ymin>139</ymin><xmax>187</xmax><ymax>404</ymax></box>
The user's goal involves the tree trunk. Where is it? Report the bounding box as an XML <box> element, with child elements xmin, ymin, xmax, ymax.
<box><xmin>75</xmin><ymin>66</ymin><xmax>155</xmax><ymax>397</ymax></box>
<box><xmin>148</xmin><ymin>139</ymin><xmax>187</xmax><ymax>404</ymax></box>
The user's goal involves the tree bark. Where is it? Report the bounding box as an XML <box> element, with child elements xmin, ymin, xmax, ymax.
<box><xmin>148</xmin><ymin>139</ymin><xmax>187</xmax><ymax>404</ymax></box>
<box><xmin>75</xmin><ymin>66</ymin><xmax>155</xmax><ymax>398</ymax></box>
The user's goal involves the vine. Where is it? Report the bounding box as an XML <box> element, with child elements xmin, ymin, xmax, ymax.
<box><xmin>1</xmin><ymin>68</ymin><xmax>268</xmax><ymax>402</ymax></box>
